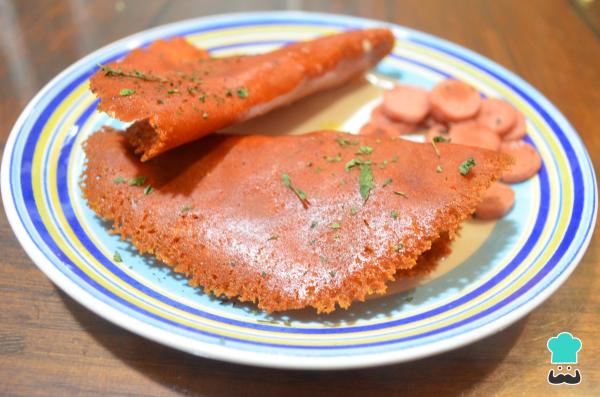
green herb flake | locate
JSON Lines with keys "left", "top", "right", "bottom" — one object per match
{"left": 187, "top": 87, "right": 198, "bottom": 95}
{"left": 394, "top": 191, "right": 408, "bottom": 198}
{"left": 113, "top": 251, "right": 122, "bottom": 262}
{"left": 319, "top": 255, "right": 328, "bottom": 263}
{"left": 324, "top": 154, "right": 342, "bottom": 163}
{"left": 459, "top": 157, "right": 476, "bottom": 175}
{"left": 436, "top": 165, "right": 444, "bottom": 173}
{"left": 356, "top": 146, "right": 374, "bottom": 155}
{"left": 315, "top": 167, "right": 322, "bottom": 174}
{"left": 391, "top": 155, "right": 399, "bottom": 163}
{"left": 382, "top": 177, "right": 393, "bottom": 187}
{"left": 267, "top": 235, "right": 279, "bottom": 241}
{"left": 261, "top": 271, "right": 267, "bottom": 278}
{"left": 433, "top": 136, "right": 450, "bottom": 143}
{"left": 198, "top": 93, "right": 207, "bottom": 103}
{"left": 113, "top": 176, "right": 126, "bottom": 184}
{"left": 350, "top": 207, "right": 358, "bottom": 216}
{"left": 393, "top": 243, "right": 404, "bottom": 252}
{"left": 310, "top": 220, "right": 318, "bottom": 229}
{"left": 119, "top": 88, "right": 135, "bottom": 96}
{"left": 236, "top": 86, "right": 249, "bottom": 98}
{"left": 128, "top": 176, "right": 147, "bottom": 186}
{"left": 330, "top": 222, "right": 341, "bottom": 230}
{"left": 329, "top": 270, "right": 337, "bottom": 277}
{"left": 358, "top": 162, "right": 375, "bottom": 202}
{"left": 143, "top": 185, "right": 153, "bottom": 195}
{"left": 345, "top": 158, "right": 370, "bottom": 171}
{"left": 167, "top": 88, "right": 179, "bottom": 95}
{"left": 378, "top": 160, "right": 389, "bottom": 169}
{"left": 180, "top": 204, "right": 194, "bottom": 213}
{"left": 391, "top": 210, "right": 398, "bottom": 219}
{"left": 281, "top": 173, "right": 309, "bottom": 206}
{"left": 335, "top": 136, "right": 359, "bottom": 148}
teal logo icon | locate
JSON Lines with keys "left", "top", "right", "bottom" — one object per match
{"left": 547, "top": 332, "right": 582, "bottom": 385}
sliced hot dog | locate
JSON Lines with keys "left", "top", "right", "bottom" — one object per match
{"left": 503, "top": 109, "right": 527, "bottom": 141}
{"left": 475, "top": 182, "right": 515, "bottom": 220}
{"left": 449, "top": 121, "right": 501, "bottom": 151}
{"left": 382, "top": 85, "right": 431, "bottom": 124}
{"left": 369, "top": 105, "right": 419, "bottom": 136}
{"left": 500, "top": 140, "right": 542, "bottom": 183}
{"left": 476, "top": 98, "right": 517, "bottom": 136}
{"left": 429, "top": 79, "right": 482, "bottom": 122}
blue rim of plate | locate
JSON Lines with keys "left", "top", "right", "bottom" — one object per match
{"left": 1, "top": 11, "right": 596, "bottom": 369}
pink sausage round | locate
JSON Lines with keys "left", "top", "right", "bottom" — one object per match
{"left": 429, "top": 79, "right": 482, "bottom": 122}
{"left": 382, "top": 85, "right": 431, "bottom": 124}
{"left": 475, "top": 182, "right": 515, "bottom": 220}
{"left": 500, "top": 140, "right": 542, "bottom": 183}
{"left": 476, "top": 98, "right": 517, "bottom": 136}
{"left": 503, "top": 109, "right": 527, "bottom": 141}
{"left": 449, "top": 121, "right": 501, "bottom": 151}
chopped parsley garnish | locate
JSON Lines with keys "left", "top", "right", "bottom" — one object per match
{"left": 128, "top": 176, "right": 147, "bottom": 186}
{"left": 330, "top": 222, "right": 341, "bottom": 230}
{"left": 310, "top": 220, "right": 318, "bottom": 229}
{"left": 187, "top": 87, "right": 198, "bottom": 94}
{"left": 378, "top": 160, "right": 389, "bottom": 169}
{"left": 356, "top": 146, "right": 374, "bottom": 155}
{"left": 358, "top": 162, "right": 375, "bottom": 202}
{"left": 198, "top": 93, "right": 207, "bottom": 102}
{"left": 393, "top": 243, "right": 404, "bottom": 252}
{"left": 391, "top": 155, "right": 399, "bottom": 163}
{"left": 344, "top": 158, "right": 370, "bottom": 171}
{"left": 281, "top": 173, "right": 309, "bottom": 207}
{"left": 394, "top": 191, "right": 408, "bottom": 198}
{"left": 167, "top": 88, "right": 179, "bottom": 95}
{"left": 119, "top": 88, "right": 135, "bottom": 96}
{"left": 335, "top": 136, "right": 359, "bottom": 147}
{"left": 267, "top": 235, "right": 279, "bottom": 241}
{"left": 225, "top": 88, "right": 233, "bottom": 97}
{"left": 113, "top": 251, "right": 122, "bottom": 262}
{"left": 324, "top": 154, "right": 342, "bottom": 163}
{"left": 329, "top": 271, "right": 336, "bottom": 277}
{"left": 391, "top": 210, "right": 398, "bottom": 219}
{"left": 436, "top": 165, "right": 444, "bottom": 173}
{"left": 261, "top": 271, "right": 267, "bottom": 278}
{"left": 180, "top": 204, "right": 194, "bottom": 213}
{"left": 236, "top": 87, "right": 249, "bottom": 98}
{"left": 113, "top": 176, "right": 126, "bottom": 184}
{"left": 143, "top": 185, "right": 153, "bottom": 195}
{"left": 314, "top": 166, "right": 322, "bottom": 174}
{"left": 459, "top": 157, "right": 476, "bottom": 176}
{"left": 382, "top": 178, "right": 393, "bottom": 187}
{"left": 433, "top": 136, "right": 450, "bottom": 143}
{"left": 319, "top": 255, "right": 328, "bottom": 263}
{"left": 350, "top": 207, "right": 358, "bottom": 215}
{"left": 99, "top": 64, "right": 167, "bottom": 82}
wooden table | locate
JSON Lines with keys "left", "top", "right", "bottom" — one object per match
{"left": 1, "top": 1, "right": 598, "bottom": 395}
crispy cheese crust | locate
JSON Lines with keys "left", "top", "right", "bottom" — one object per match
{"left": 90, "top": 29, "right": 395, "bottom": 160}
{"left": 82, "top": 129, "right": 511, "bottom": 313}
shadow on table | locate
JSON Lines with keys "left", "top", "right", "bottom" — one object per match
{"left": 59, "top": 290, "right": 527, "bottom": 397}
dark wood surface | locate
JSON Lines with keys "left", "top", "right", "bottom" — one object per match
{"left": 1, "top": 1, "right": 598, "bottom": 396}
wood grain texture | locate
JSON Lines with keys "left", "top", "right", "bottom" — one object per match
{"left": 0, "top": 0, "right": 598, "bottom": 396}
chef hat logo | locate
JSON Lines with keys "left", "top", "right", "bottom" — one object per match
{"left": 547, "top": 332, "right": 582, "bottom": 364}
